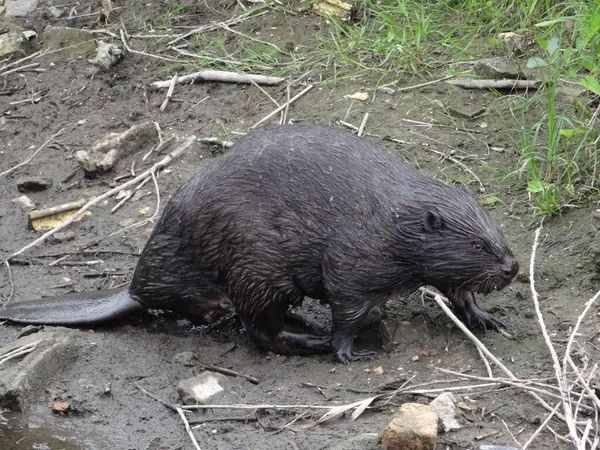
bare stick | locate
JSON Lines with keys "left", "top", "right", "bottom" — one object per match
{"left": 281, "top": 84, "right": 291, "bottom": 125}
{"left": 160, "top": 73, "right": 178, "bottom": 112}
{"left": 0, "top": 340, "right": 41, "bottom": 365}
{"left": 177, "top": 408, "right": 202, "bottom": 450}
{"left": 357, "top": 112, "right": 369, "bottom": 137}
{"left": 219, "top": 22, "right": 281, "bottom": 52}
{"left": 339, "top": 121, "right": 359, "bottom": 131}
{"left": 198, "top": 137, "right": 234, "bottom": 148}
{"left": 421, "top": 146, "right": 483, "bottom": 188}
{"left": 522, "top": 402, "right": 561, "bottom": 450}
{"left": 1, "top": 63, "right": 41, "bottom": 77}
{"left": 200, "top": 362, "right": 260, "bottom": 385}
{"left": 4, "top": 260, "right": 14, "bottom": 303}
{"left": 6, "top": 136, "right": 196, "bottom": 261}
{"left": 135, "top": 382, "right": 179, "bottom": 412}
{"left": 446, "top": 78, "right": 542, "bottom": 90}
{"left": 0, "top": 128, "right": 65, "bottom": 178}
{"left": 395, "top": 75, "right": 454, "bottom": 93}
{"left": 151, "top": 70, "right": 284, "bottom": 89}
{"left": 477, "top": 347, "right": 494, "bottom": 378}
{"left": 168, "top": 7, "right": 269, "bottom": 46}
{"left": 529, "top": 226, "right": 580, "bottom": 444}
{"left": 0, "top": 51, "right": 42, "bottom": 74}
{"left": 29, "top": 199, "right": 86, "bottom": 221}
{"left": 190, "top": 416, "right": 258, "bottom": 426}
{"left": 111, "top": 176, "right": 152, "bottom": 213}
{"left": 182, "top": 403, "right": 334, "bottom": 411}
{"left": 249, "top": 78, "right": 280, "bottom": 109}
{"left": 251, "top": 84, "right": 313, "bottom": 129}
{"left": 119, "top": 29, "right": 189, "bottom": 64}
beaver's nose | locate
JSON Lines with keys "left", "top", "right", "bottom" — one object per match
{"left": 502, "top": 257, "right": 519, "bottom": 278}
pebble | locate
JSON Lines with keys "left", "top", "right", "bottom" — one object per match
{"left": 16, "top": 176, "right": 51, "bottom": 193}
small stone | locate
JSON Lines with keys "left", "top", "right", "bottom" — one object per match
{"left": 0, "top": 329, "right": 78, "bottom": 412}
{"left": 49, "top": 6, "right": 64, "bottom": 18}
{"left": 48, "top": 231, "right": 75, "bottom": 244}
{"left": 377, "top": 87, "right": 395, "bottom": 95}
{"left": 429, "top": 393, "right": 461, "bottom": 432}
{"left": 12, "top": 195, "right": 36, "bottom": 209}
{"left": 16, "top": 176, "right": 51, "bottom": 193}
{"left": 382, "top": 403, "right": 438, "bottom": 450}
{"left": 592, "top": 209, "right": 600, "bottom": 220}
{"left": 52, "top": 401, "right": 70, "bottom": 413}
{"left": 472, "top": 57, "right": 521, "bottom": 79}
{"left": 4, "top": 0, "right": 39, "bottom": 17}
{"left": 177, "top": 372, "right": 228, "bottom": 405}
{"left": 17, "top": 325, "right": 44, "bottom": 338}
{"left": 0, "top": 22, "right": 29, "bottom": 59}
{"left": 173, "top": 351, "right": 197, "bottom": 367}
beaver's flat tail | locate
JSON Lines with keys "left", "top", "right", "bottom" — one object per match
{"left": 0, "top": 288, "right": 141, "bottom": 325}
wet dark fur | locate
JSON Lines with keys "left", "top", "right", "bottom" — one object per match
{"left": 1, "top": 124, "right": 518, "bottom": 363}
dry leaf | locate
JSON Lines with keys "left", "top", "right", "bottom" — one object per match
{"left": 344, "top": 92, "right": 369, "bottom": 101}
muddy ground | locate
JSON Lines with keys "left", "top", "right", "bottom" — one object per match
{"left": 1, "top": 1, "right": 599, "bottom": 449}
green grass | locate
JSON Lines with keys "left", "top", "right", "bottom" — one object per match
{"left": 156, "top": 0, "right": 599, "bottom": 215}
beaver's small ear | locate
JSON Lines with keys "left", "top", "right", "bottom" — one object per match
{"left": 423, "top": 211, "right": 443, "bottom": 231}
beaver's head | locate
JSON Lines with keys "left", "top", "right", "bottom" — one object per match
{"left": 408, "top": 186, "right": 519, "bottom": 295}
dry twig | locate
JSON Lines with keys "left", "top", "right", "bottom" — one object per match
{"left": 6, "top": 136, "right": 196, "bottom": 261}
{"left": 251, "top": 84, "right": 313, "bottom": 129}
{"left": 151, "top": 70, "right": 284, "bottom": 89}
{"left": 0, "top": 128, "right": 65, "bottom": 178}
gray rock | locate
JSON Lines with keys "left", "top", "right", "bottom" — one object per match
{"left": 17, "top": 325, "right": 44, "bottom": 338}
{"left": 0, "top": 22, "right": 28, "bottom": 59}
{"left": 12, "top": 195, "right": 36, "bottom": 209}
{"left": 382, "top": 403, "right": 438, "bottom": 450}
{"left": 429, "top": 392, "right": 461, "bottom": 432}
{"left": 173, "top": 351, "right": 197, "bottom": 367}
{"left": 377, "top": 87, "right": 395, "bottom": 95}
{"left": 76, "top": 122, "right": 158, "bottom": 176}
{"left": 42, "top": 26, "right": 97, "bottom": 58}
{"left": 472, "top": 57, "right": 522, "bottom": 79}
{"left": 177, "top": 372, "right": 228, "bottom": 405}
{"left": 16, "top": 176, "right": 51, "bottom": 193}
{"left": 4, "top": 0, "right": 39, "bottom": 17}
{"left": 0, "top": 329, "right": 79, "bottom": 412}
{"left": 48, "top": 230, "right": 75, "bottom": 244}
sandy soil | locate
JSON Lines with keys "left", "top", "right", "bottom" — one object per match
{"left": 1, "top": 1, "right": 599, "bottom": 449}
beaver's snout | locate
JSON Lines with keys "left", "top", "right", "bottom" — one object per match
{"left": 502, "top": 256, "right": 519, "bottom": 279}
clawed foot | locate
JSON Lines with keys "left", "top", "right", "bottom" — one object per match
{"left": 335, "top": 346, "right": 376, "bottom": 364}
{"left": 446, "top": 289, "right": 505, "bottom": 332}
{"left": 463, "top": 304, "right": 505, "bottom": 331}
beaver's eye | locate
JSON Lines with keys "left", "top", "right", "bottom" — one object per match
{"left": 473, "top": 242, "right": 483, "bottom": 251}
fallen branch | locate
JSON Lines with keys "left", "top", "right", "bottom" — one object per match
{"left": 251, "top": 84, "right": 313, "bottom": 129}
{"left": 395, "top": 75, "right": 454, "bottom": 93}
{"left": 168, "top": 7, "right": 269, "bottom": 46}
{"left": 0, "top": 128, "right": 65, "bottom": 178}
{"left": 200, "top": 362, "right": 260, "bottom": 385}
{"left": 445, "top": 78, "right": 542, "bottom": 90}
{"left": 151, "top": 70, "right": 284, "bottom": 90}
{"left": 160, "top": 73, "right": 178, "bottom": 112}
{"left": 29, "top": 199, "right": 86, "bottom": 221}
{"left": 6, "top": 135, "right": 196, "bottom": 261}
{"left": 177, "top": 408, "right": 202, "bottom": 450}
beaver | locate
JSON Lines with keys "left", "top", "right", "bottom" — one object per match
{"left": 0, "top": 124, "right": 519, "bottom": 363}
